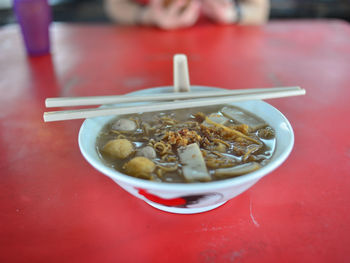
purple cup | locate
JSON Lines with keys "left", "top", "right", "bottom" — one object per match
{"left": 13, "top": 0, "right": 52, "bottom": 56}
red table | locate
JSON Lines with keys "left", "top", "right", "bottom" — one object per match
{"left": 1, "top": 20, "right": 350, "bottom": 263}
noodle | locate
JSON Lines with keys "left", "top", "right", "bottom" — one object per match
{"left": 160, "top": 116, "right": 178, "bottom": 126}
{"left": 212, "top": 151, "right": 224, "bottom": 158}
{"left": 156, "top": 167, "right": 164, "bottom": 178}
{"left": 166, "top": 156, "right": 177, "bottom": 162}
{"left": 243, "top": 145, "right": 261, "bottom": 161}
{"left": 111, "top": 130, "right": 120, "bottom": 135}
{"left": 154, "top": 141, "right": 170, "bottom": 155}
{"left": 204, "top": 117, "right": 261, "bottom": 145}
{"left": 205, "top": 158, "right": 236, "bottom": 169}
{"left": 212, "top": 138, "right": 230, "bottom": 147}
{"left": 157, "top": 164, "right": 179, "bottom": 172}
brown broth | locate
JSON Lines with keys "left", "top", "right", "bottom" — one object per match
{"left": 96, "top": 105, "right": 275, "bottom": 183}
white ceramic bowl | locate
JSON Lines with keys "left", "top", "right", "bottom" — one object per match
{"left": 79, "top": 86, "right": 294, "bottom": 214}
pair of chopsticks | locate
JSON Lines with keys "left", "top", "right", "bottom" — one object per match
{"left": 43, "top": 86, "right": 305, "bottom": 122}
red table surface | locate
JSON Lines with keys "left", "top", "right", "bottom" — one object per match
{"left": 1, "top": 20, "right": 350, "bottom": 263}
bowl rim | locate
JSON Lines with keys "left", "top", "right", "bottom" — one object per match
{"left": 78, "top": 85, "right": 294, "bottom": 191}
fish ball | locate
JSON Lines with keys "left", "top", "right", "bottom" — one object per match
{"left": 103, "top": 139, "right": 134, "bottom": 159}
{"left": 112, "top": 119, "right": 136, "bottom": 132}
{"left": 136, "top": 146, "right": 156, "bottom": 159}
{"left": 124, "top": 157, "right": 155, "bottom": 178}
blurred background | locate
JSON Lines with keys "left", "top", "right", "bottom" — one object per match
{"left": 1, "top": 0, "right": 350, "bottom": 25}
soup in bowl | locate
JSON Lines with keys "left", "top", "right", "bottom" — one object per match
{"left": 79, "top": 86, "right": 294, "bottom": 214}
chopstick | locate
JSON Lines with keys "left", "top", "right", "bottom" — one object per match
{"left": 43, "top": 87, "right": 305, "bottom": 122}
{"left": 45, "top": 86, "right": 301, "bottom": 108}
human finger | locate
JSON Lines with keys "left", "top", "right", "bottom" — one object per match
{"left": 202, "top": 0, "right": 236, "bottom": 23}
{"left": 179, "top": 0, "right": 201, "bottom": 27}
{"left": 167, "top": 0, "right": 189, "bottom": 17}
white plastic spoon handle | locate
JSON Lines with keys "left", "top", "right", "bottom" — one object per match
{"left": 173, "top": 54, "right": 191, "bottom": 92}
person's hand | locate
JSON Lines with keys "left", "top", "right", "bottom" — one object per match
{"left": 201, "top": 0, "right": 238, "bottom": 24}
{"left": 145, "top": 0, "right": 201, "bottom": 30}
